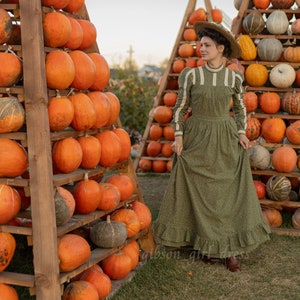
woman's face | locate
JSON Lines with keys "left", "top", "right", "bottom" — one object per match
{"left": 200, "top": 36, "right": 224, "bottom": 62}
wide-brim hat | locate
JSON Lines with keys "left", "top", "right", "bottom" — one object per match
{"left": 194, "top": 21, "right": 241, "bottom": 58}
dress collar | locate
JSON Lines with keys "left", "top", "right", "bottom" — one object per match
{"left": 205, "top": 63, "right": 224, "bottom": 73}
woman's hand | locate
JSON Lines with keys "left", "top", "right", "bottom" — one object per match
{"left": 239, "top": 134, "right": 250, "bottom": 149}
{"left": 172, "top": 136, "right": 183, "bottom": 156}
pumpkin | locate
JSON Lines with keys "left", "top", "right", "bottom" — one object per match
{"left": 0, "top": 8, "right": 12, "bottom": 45}
{"left": 266, "top": 10, "right": 289, "bottom": 35}
{"left": 6, "top": 23, "right": 21, "bottom": 45}
{"left": 69, "top": 92, "right": 96, "bottom": 131}
{"left": 243, "top": 91, "right": 258, "bottom": 113}
{"left": 79, "top": 265, "right": 112, "bottom": 299}
{"left": 161, "top": 142, "right": 174, "bottom": 157}
{"left": 58, "top": 234, "right": 91, "bottom": 272}
{"left": 152, "top": 160, "right": 167, "bottom": 173}
{"left": 163, "top": 125, "right": 175, "bottom": 140}
{"left": 52, "top": 137, "right": 83, "bottom": 174}
{"left": 74, "top": 178, "right": 101, "bottom": 214}
{"left": 111, "top": 208, "right": 140, "bottom": 238}
{"left": 95, "top": 130, "right": 121, "bottom": 167}
{"left": 77, "top": 135, "right": 101, "bottom": 169}
{"left": 245, "top": 63, "right": 268, "bottom": 87}
{"left": 211, "top": 8, "right": 222, "bottom": 23}
{"left": 167, "top": 159, "right": 173, "bottom": 172}
{"left": 183, "top": 28, "right": 197, "bottom": 41}
{"left": 0, "top": 52, "right": 22, "bottom": 87}
{"left": 130, "top": 201, "right": 152, "bottom": 230}
{"left": 88, "top": 53, "right": 110, "bottom": 91}
{"left": 54, "top": 186, "right": 75, "bottom": 226}
{"left": 261, "top": 117, "right": 286, "bottom": 143}
{"left": 295, "top": 69, "right": 300, "bottom": 86}
{"left": 146, "top": 140, "right": 162, "bottom": 157}
{"left": 270, "top": 63, "right": 296, "bottom": 88}
{"left": 281, "top": 91, "right": 300, "bottom": 115}
{"left": 104, "top": 92, "right": 120, "bottom": 126}
{"left": 253, "top": 180, "right": 266, "bottom": 199}
{"left": 63, "top": 281, "right": 98, "bottom": 300}
{"left": 291, "top": 19, "right": 300, "bottom": 35}
{"left": 283, "top": 47, "right": 300, "bottom": 63}
{"left": 247, "top": 145, "right": 271, "bottom": 170}
{"left": 266, "top": 175, "right": 291, "bottom": 201}
{"left": 257, "top": 38, "right": 283, "bottom": 62}
{"left": 87, "top": 92, "right": 111, "bottom": 129}
{"left": 172, "top": 59, "right": 186, "bottom": 73}
{"left": 138, "top": 158, "right": 152, "bottom": 172}
{"left": 15, "top": 187, "right": 30, "bottom": 211}
{"left": 121, "top": 240, "right": 140, "bottom": 270}
{"left": 48, "top": 94, "right": 74, "bottom": 131}
{"left": 63, "top": 16, "right": 83, "bottom": 50}
{"left": 163, "top": 92, "right": 177, "bottom": 106}
{"left": 237, "top": 35, "right": 257, "bottom": 61}
{"left": 234, "top": 0, "right": 253, "bottom": 10}
{"left": 178, "top": 43, "right": 194, "bottom": 58}
{"left": 41, "top": 0, "right": 70, "bottom": 9}
{"left": 292, "top": 208, "right": 300, "bottom": 229}
{"left": 0, "top": 96, "right": 25, "bottom": 133}
{"left": 153, "top": 106, "right": 173, "bottom": 124}
{"left": 286, "top": 120, "right": 300, "bottom": 144}
{"left": 149, "top": 124, "right": 163, "bottom": 140}
{"left": 69, "top": 50, "right": 96, "bottom": 90}
{"left": 246, "top": 116, "right": 261, "bottom": 141}
{"left": 188, "top": 7, "right": 207, "bottom": 25}
{"left": 112, "top": 128, "right": 131, "bottom": 162}
{"left": 97, "top": 182, "right": 121, "bottom": 210}
{"left": 242, "top": 10, "right": 265, "bottom": 35}
{"left": 0, "top": 184, "right": 21, "bottom": 224}
{"left": 261, "top": 207, "right": 282, "bottom": 227}
{"left": 43, "top": 11, "right": 71, "bottom": 47}
{"left": 0, "top": 138, "right": 28, "bottom": 177}
{"left": 77, "top": 19, "right": 97, "bottom": 50}
{"left": 272, "top": 146, "right": 297, "bottom": 173}
{"left": 101, "top": 250, "right": 132, "bottom": 280}
{"left": 90, "top": 215, "right": 127, "bottom": 248}
{"left": 270, "top": 0, "right": 295, "bottom": 8}
{"left": 0, "top": 283, "right": 18, "bottom": 300}
{"left": 258, "top": 92, "right": 281, "bottom": 114}
{"left": 0, "top": 232, "right": 16, "bottom": 272}
{"left": 105, "top": 174, "right": 134, "bottom": 201}
{"left": 65, "top": 0, "right": 85, "bottom": 13}
{"left": 45, "top": 50, "right": 75, "bottom": 90}
{"left": 253, "top": 0, "right": 270, "bottom": 8}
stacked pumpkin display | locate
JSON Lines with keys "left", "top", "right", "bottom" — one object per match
{"left": 233, "top": 0, "right": 300, "bottom": 231}
{"left": 0, "top": 0, "right": 154, "bottom": 298}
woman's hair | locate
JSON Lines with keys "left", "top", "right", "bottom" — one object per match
{"left": 198, "top": 28, "right": 231, "bottom": 58}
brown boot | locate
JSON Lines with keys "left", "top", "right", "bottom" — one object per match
{"left": 225, "top": 256, "right": 241, "bottom": 272}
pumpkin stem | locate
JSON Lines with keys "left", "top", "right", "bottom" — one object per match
{"left": 83, "top": 172, "right": 89, "bottom": 181}
{"left": 106, "top": 215, "right": 111, "bottom": 223}
{"left": 55, "top": 90, "right": 61, "bottom": 98}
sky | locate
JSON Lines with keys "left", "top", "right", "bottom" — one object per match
{"left": 85, "top": 0, "right": 239, "bottom": 68}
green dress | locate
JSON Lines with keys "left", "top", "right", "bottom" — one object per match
{"left": 153, "top": 64, "right": 271, "bottom": 258}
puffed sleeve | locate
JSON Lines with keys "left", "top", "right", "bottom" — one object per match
{"left": 231, "top": 70, "right": 247, "bottom": 135}
{"left": 172, "top": 67, "right": 194, "bottom": 136}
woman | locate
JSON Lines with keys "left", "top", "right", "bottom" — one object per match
{"left": 153, "top": 21, "right": 271, "bottom": 272}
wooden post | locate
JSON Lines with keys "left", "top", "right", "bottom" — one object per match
{"left": 231, "top": 0, "right": 250, "bottom": 36}
{"left": 204, "top": 0, "right": 213, "bottom": 22}
{"left": 19, "top": 1, "right": 61, "bottom": 299}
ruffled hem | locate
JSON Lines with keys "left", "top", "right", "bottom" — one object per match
{"left": 152, "top": 221, "right": 271, "bottom": 259}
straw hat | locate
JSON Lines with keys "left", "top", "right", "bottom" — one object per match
{"left": 194, "top": 21, "right": 241, "bottom": 58}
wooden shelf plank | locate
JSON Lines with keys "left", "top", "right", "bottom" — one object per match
{"left": 252, "top": 169, "right": 300, "bottom": 178}
{"left": 260, "top": 199, "right": 300, "bottom": 210}
{"left": 271, "top": 227, "right": 300, "bottom": 237}
{"left": 0, "top": 272, "right": 34, "bottom": 287}
{"left": 0, "top": 225, "right": 32, "bottom": 235}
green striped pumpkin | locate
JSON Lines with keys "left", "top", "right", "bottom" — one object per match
{"left": 266, "top": 175, "right": 291, "bottom": 201}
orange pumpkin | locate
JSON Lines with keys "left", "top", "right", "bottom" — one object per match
{"left": 65, "top": 0, "right": 85, "bottom": 13}
{"left": 253, "top": 180, "right": 266, "bottom": 199}
{"left": 186, "top": 58, "right": 197, "bottom": 68}
{"left": 69, "top": 92, "right": 96, "bottom": 131}
{"left": 253, "top": 0, "right": 270, "bottom": 9}
{"left": 261, "top": 117, "right": 286, "bottom": 143}
{"left": 0, "top": 232, "right": 16, "bottom": 272}
{"left": 45, "top": 50, "right": 75, "bottom": 90}
{"left": 286, "top": 120, "right": 300, "bottom": 145}
{"left": 48, "top": 94, "right": 74, "bottom": 131}
{"left": 0, "top": 138, "right": 28, "bottom": 177}
{"left": 146, "top": 140, "right": 162, "bottom": 157}
{"left": 0, "top": 8, "right": 12, "bottom": 45}
{"left": 183, "top": 28, "right": 197, "bottom": 41}
{"left": 58, "top": 234, "right": 91, "bottom": 272}
{"left": 178, "top": 43, "right": 194, "bottom": 58}
{"left": 172, "top": 59, "right": 186, "bottom": 73}
{"left": 167, "top": 159, "right": 173, "bottom": 172}
{"left": 163, "top": 92, "right": 177, "bottom": 107}
{"left": 152, "top": 160, "right": 167, "bottom": 173}
{"left": 111, "top": 208, "right": 140, "bottom": 238}
{"left": 0, "top": 52, "right": 22, "bottom": 87}
{"left": 272, "top": 146, "right": 297, "bottom": 173}
{"left": 261, "top": 207, "right": 282, "bottom": 228}
{"left": 88, "top": 53, "right": 110, "bottom": 91}
{"left": 69, "top": 50, "right": 96, "bottom": 90}
{"left": 97, "top": 182, "right": 120, "bottom": 211}
{"left": 243, "top": 91, "right": 258, "bottom": 113}
{"left": 87, "top": 91, "right": 111, "bottom": 129}
{"left": 0, "top": 283, "right": 18, "bottom": 300}
{"left": 63, "top": 281, "right": 98, "bottom": 300}
{"left": 259, "top": 92, "right": 281, "bottom": 114}
{"left": 163, "top": 125, "right": 175, "bottom": 140}
{"left": 121, "top": 240, "right": 139, "bottom": 270}
{"left": 63, "top": 16, "right": 83, "bottom": 50}
{"left": 77, "top": 135, "right": 101, "bottom": 169}
{"left": 245, "top": 63, "right": 268, "bottom": 87}
{"left": 283, "top": 46, "right": 300, "bottom": 63}
{"left": 149, "top": 124, "right": 163, "bottom": 140}
{"left": 0, "top": 96, "right": 25, "bottom": 133}
{"left": 211, "top": 8, "right": 223, "bottom": 24}
{"left": 153, "top": 106, "right": 173, "bottom": 124}
{"left": 77, "top": 19, "right": 97, "bottom": 50}
{"left": 112, "top": 128, "right": 131, "bottom": 162}
{"left": 281, "top": 91, "right": 300, "bottom": 115}
{"left": 41, "top": 0, "right": 70, "bottom": 9}
{"left": 188, "top": 7, "right": 207, "bottom": 25}
{"left": 74, "top": 178, "right": 101, "bottom": 214}
{"left": 161, "top": 142, "right": 174, "bottom": 158}
{"left": 52, "top": 137, "right": 83, "bottom": 174}
{"left": 43, "top": 11, "right": 71, "bottom": 47}
{"left": 138, "top": 158, "right": 152, "bottom": 172}
{"left": 96, "top": 130, "right": 122, "bottom": 167}
{"left": 246, "top": 116, "right": 261, "bottom": 141}
{"left": 104, "top": 92, "right": 121, "bottom": 126}
{"left": 105, "top": 174, "right": 135, "bottom": 201}
{"left": 130, "top": 201, "right": 152, "bottom": 230}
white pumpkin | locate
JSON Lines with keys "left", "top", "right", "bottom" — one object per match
{"left": 269, "top": 63, "right": 296, "bottom": 88}
{"left": 257, "top": 38, "right": 283, "bottom": 62}
{"left": 247, "top": 145, "right": 271, "bottom": 170}
{"left": 266, "top": 10, "right": 289, "bottom": 35}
